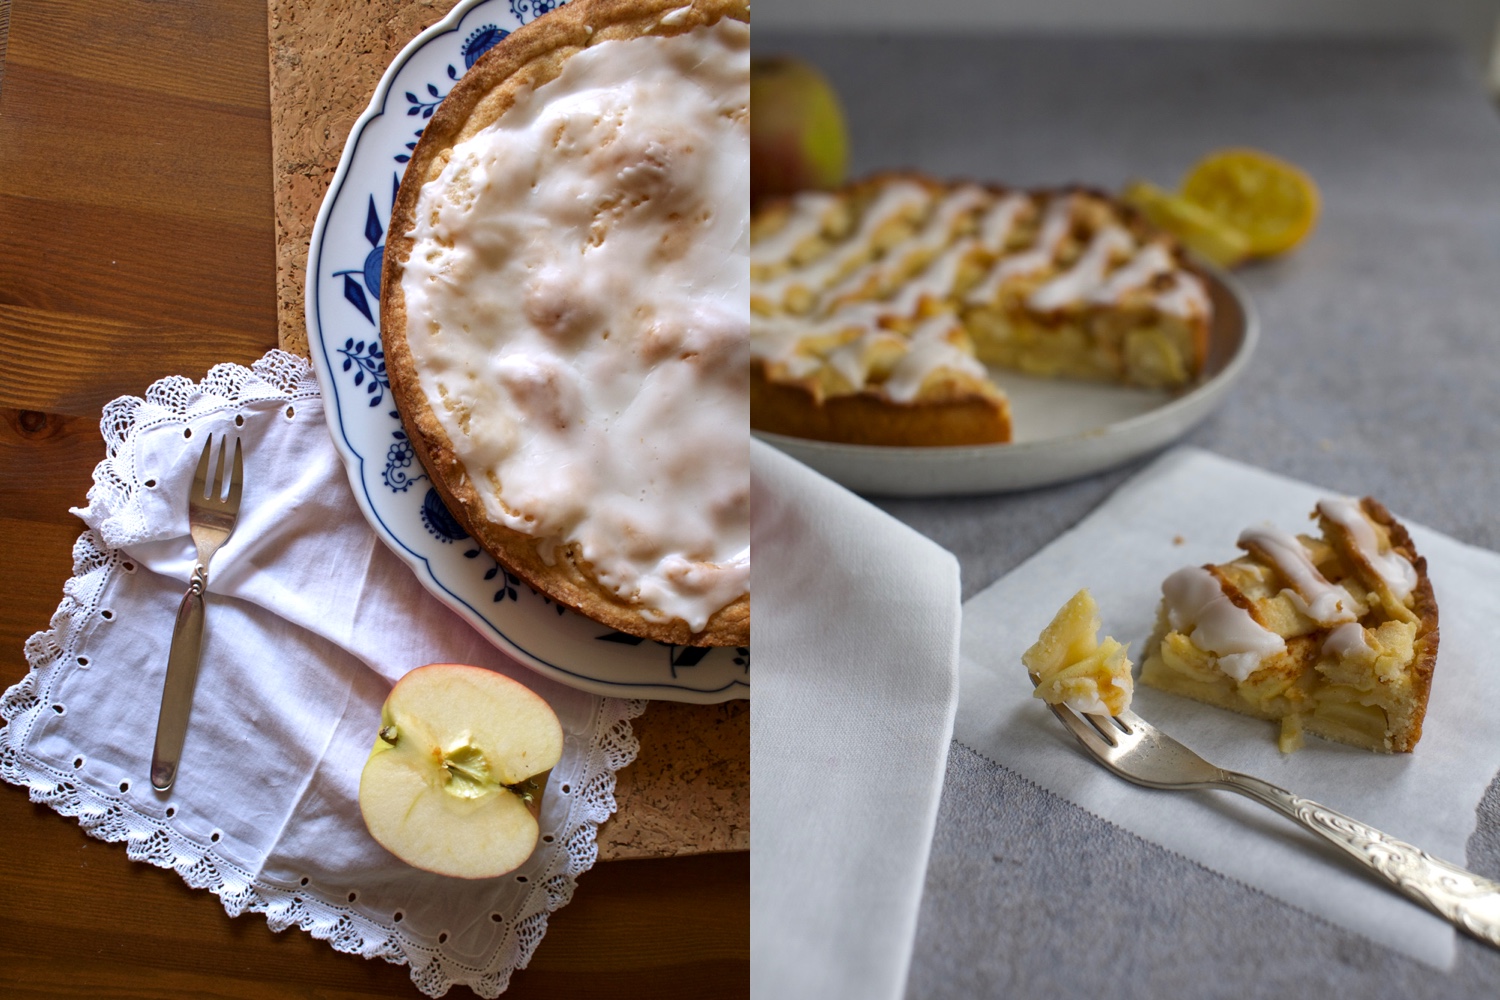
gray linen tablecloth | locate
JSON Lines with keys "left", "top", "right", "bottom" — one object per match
{"left": 757, "top": 32, "right": 1500, "bottom": 998}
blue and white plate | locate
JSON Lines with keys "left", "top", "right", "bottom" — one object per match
{"left": 305, "top": 0, "right": 748, "bottom": 703}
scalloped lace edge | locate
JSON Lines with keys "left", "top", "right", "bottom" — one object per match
{"left": 0, "top": 351, "right": 649, "bottom": 998}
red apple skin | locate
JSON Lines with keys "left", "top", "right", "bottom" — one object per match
{"left": 751, "top": 56, "right": 849, "bottom": 205}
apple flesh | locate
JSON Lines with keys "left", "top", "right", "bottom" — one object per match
{"left": 358, "top": 663, "right": 564, "bottom": 879}
{"left": 751, "top": 55, "right": 849, "bottom": 204}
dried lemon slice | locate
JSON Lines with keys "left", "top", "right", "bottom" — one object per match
{"left": 1181, "top": 148, "right": 1320, "bottom": 257}
{"left": 1120, "top": 179, "right": 1251, "bottom": 268}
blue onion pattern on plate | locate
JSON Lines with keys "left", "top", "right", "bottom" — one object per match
{"left": 304, "top": 0, "right": 747, "bottom": 702}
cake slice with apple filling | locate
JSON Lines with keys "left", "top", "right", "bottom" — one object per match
{"left": 1139, "top": 498, "right": 1438, "bottom": 753}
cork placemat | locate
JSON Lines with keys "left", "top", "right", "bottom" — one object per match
{"left": 265, "top": 0, "right": 748, "bottom": 860}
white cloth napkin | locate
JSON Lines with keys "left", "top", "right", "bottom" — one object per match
{"left": 0, "top": 352, "right": 643, "bottom": 998}
{"left": 957, "top": 447, "right": 1500, "bottom": 970}
{"left": 750, "top": 440, "right": 961, "bottom": 1000}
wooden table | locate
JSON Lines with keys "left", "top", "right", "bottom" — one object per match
{"left": 0, "top": 1, "right": 748, "bottom": 996}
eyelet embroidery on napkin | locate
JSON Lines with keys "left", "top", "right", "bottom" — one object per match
{"left": 0, "top": 350, "right": 650, "bottom": 998}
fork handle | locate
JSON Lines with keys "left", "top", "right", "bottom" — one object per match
{"left": 150, "top": 566, "right": 208, "bottom": 791}
{"left": 1221, "top": 771, "right": 1500, "bottom": 948}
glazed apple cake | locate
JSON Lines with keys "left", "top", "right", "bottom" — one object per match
{"left": 1024, "top": 588, "right": 1135, "bottom": 716}
{"left": 750, "top": 174, "right": 1213, "bottom": 446}
{"left": 1139, "top": 498, "right": 1439, "bottom": 752}
{"left": 381, "top": 0, "right": 749, "bottom": 646}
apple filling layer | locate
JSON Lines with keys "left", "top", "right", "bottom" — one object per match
{"left": 749, "top": 175, "right": 1212, "bottom": 445}
{"left": 1139, "top": 498, "right": 1438, "bottom": 753}
{"left": 1024, "top": 589, "right": 1134, "bottom": 716}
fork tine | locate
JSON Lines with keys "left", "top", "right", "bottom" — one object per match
{"left": 1083, "top": 712, "right": 1121, "bottom": 746}
{"left": 1047, "top": 702, "right": 1117, "bottom": 754}
{"left": 190, "top": 436, "right": 213, "bottom": 498}
{"left": 227, "top": 438, "right": 244, "bottom": 510}
{"left": 209, "top": 436, "right": 227, "bottom": 502}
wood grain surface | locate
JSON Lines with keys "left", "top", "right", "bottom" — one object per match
{"left": 0, "top": 1, "right": 747, "bottom": 996}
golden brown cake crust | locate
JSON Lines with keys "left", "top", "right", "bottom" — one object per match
{"left": 1359, "top": 497, "right": 1439, "bottom": 752}
{"left": 381, "top": 0, "right": 750, "bottom": 647}
{"left": 750, "top": 360, "right": 1011, "bottom": 446}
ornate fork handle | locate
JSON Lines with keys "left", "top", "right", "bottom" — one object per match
{"left": 151, "top": 565, "right": 209, "bottom": 790}
{"left": 150, "top": 434, "right": 241, "bottom": 792}
{"left": 1222, "top": 772, "right": 1500, "bottom": 947}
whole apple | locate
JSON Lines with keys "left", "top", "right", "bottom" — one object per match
{"left": 751, "top": 55, "right": 849, "bottom": 204}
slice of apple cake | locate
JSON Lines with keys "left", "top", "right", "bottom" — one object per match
{"left": 749, "top": 173, "right": 1213, "bottom": 446}
{"left": 1139, "top": 498, "right": 1439, "bottom": 753}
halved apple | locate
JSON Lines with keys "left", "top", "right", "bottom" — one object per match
{"left": 358, "top": 663, "right": 564, "bottom": 879}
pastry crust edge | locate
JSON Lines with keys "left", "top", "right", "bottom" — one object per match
{"left": 1353, "top": 497, "right": 1439, "bottom": 752}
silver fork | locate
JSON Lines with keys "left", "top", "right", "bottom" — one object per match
{"left": 150, "top": 434, "right": 244, "bottom": 791}
{"left": 1032, "top": 683, "right": 1500, "bottom": 949}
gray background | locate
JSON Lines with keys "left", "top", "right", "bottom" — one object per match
{"left": 756, "top": 0, "right": 1500, "bottom": 76}
{"left": 755, "top": 29, "right": 1500, "bottom": 999}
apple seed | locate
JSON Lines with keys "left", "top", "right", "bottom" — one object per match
{"left": 503, "top": 778, "right": 540, "bottom": 805}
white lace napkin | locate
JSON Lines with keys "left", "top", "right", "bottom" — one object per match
{"left": 750, "top": 440, "right": 961, "bottom": 1000}
{"left": 957, "top": 447, "right": 1500, "bottom": 970}
{"left": 0, "top": 351, "right": 644, "bottom": 998}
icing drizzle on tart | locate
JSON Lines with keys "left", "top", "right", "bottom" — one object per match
{"left": 750, "top": 181, "right": 1213, "bottom": 403}
{"left": 400, "top": 21, "right": 749, "bottom": 632}
{"left": 1317, "top": 496, "right": 1418, "bottom": 600}
{"left": 1161, "top": 565, "right": 1286, "bottom": 682}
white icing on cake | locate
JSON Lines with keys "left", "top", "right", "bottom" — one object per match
{"left": 1317, "top": 497, "right": 1418, "bottom": 601}
{"left": 964, "top": 195, "right": 1076, "bottom": 306}
{"left": 400, "top": 21, "right": 749, "bottom": 632}
{"left": 824, "top": 184, "right": 989, "bottom": 307}
{"left": 755, "top": 180, "right": 931, "bottom": 309}
{"left": 1323, "top": 622, "right": 1372, "bottom": 661}
{"left": 1090, "top": 241, "right": 1173, "bottom": 303}
{"left": 1027, "top": 225, "right": 1134, "bottom": 312}
{"left": 750, "top": 192, "right": 836, "bottom": 270}
{"left": 1162, "top": 565, "right": 1286, "bottom": 682}
{"left": 748, "top": 193, "right": 1027, "bottom": 388}
{"left": 882, "top": 316, "right": 984, "bottom": 402}
{"left": 1238, "top": 523, "right": 1358, "bottom": 626}
{"left": 1152, "top": 271, "right": 1211, "bottom": 318}
{"left": 750, "top": 184, "right": 1210, "bottom": 397}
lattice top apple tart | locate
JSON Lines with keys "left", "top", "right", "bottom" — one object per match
{"left": 750, "top": 174, "right": 1214, "bottom": 446}
{"left": 1139, "top": 498, "right": 1439, "bottom": 753}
